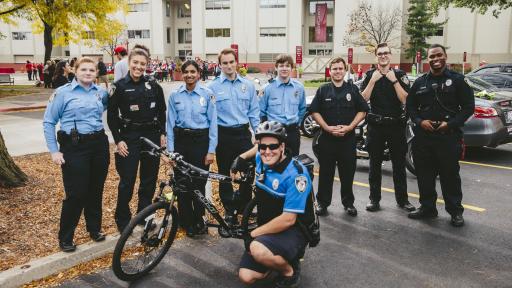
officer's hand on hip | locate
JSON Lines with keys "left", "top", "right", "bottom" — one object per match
{"left": 370, "top": 70, "right": 384, "bottom": 83}
{"left": 436, "top": 121, "right": 449, "bottom": 133}
{"left": 420, "top": 120, "right": 435, "bottom": 132}
{"left": 51, "top": 152, "right": 65, "bottom": 165}
{"left": 117, "top": 141, "right": 129, "bottom": 157}
{"left": 160, "top": 134, "right": 167, "bottom": 148}
{"left": 385, "top": 70, "right": 397, "bottom": 82}
{"left": 204, "top": 153, "right": 215, "bottom": 166}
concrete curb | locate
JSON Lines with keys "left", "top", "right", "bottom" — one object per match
{"left": 0, "top": 104, "right": 47, "bottom": 113}
{"left": 0, "top": 234, "right": 120, "bottom": 288}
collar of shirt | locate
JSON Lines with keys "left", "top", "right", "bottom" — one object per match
{"left": 220, "top": 72, "right": 242, "bottom": 83}
{"left": 123, "top": 73, "right": 145, "bottom": 84}
{"left": 275, "top": 77, "right": 294, "bottom": 87}
{"left": 260, "top": 155, "right": 291, "bottom": 174}
{"left": 177, "top": 83, "right": 202, "bottom": 95}
{"left": 70, "top": 78, "right": 99, "bottom": 92}
{"left": 427, "top": 67, "right": 451, "bottom": 79}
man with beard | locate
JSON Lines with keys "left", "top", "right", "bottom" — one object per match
{"left": 406, "top": 44, "right": 474, "bottom": 227}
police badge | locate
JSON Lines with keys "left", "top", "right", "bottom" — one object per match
{"left": 446, "top": 79, "right": 452, "bottom": 87}
{"left": 241, "top": 84, "right": 247, "bottom": 93}
{"left": 199, "top": 96, "right": 206, "bottom": 107}
{"left": 209, "top": 93, "right": 216, "bottom": 104}
{"left": 346, "top": 93, "right": 352, "bottom": 101}
{"left": 295, "top": 176, "right": 307, "bottom": 193}
{"left": 272, "top": 179, "right": 279, "bottom": 190}
{"left": 145, "top": 82, "right": 152, "bottom": 90}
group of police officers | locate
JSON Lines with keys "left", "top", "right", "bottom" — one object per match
{"left": 44, "top": 42, "right": 473, "bottom": 287}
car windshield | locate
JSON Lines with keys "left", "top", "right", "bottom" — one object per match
{"left": 464, "top": 76, "right": 499, "bottom": 92}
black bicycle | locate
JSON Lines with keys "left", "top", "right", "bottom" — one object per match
{"left": 112, "top": 137, "right": 256, "bottom": 281}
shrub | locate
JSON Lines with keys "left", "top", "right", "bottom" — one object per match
{"left": 247, "top": 66, "right": 261, "bottom": 73}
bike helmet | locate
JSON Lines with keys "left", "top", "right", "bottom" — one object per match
{"left": 255, "top": 121, "right": 287, "bottom": 142}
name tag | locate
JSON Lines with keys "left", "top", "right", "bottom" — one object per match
{"left": 125, "top": 89, "right": 135, "bottom": 92}
{"left": 130, "top": 105, "right": 139, "bottom": 111}
{"left": 150, "top": 102, "right": 156, "bottom": 108}
{"left": 325, "top": 98, "right": 332, "bottom": 101}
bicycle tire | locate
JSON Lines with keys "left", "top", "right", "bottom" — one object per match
{"left": 112, "top": 201, "right": 179, "bottom": 281}
{"left": 240, "top": 198, "right": 258, "bottom": 236}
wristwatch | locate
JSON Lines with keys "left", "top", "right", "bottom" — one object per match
{"left": 391, "top": 80, "right": 399, "bottom": 85}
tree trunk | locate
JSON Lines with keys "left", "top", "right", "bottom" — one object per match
{"left": 0, "top": 131, "right": 28, "bottom": 188}
{"left": 44, "top": 22, "right": 53, "bottom": 62}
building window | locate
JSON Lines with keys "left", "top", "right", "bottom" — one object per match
{"left": 435, "top": 28, "right": 444, "bottom": 36}
{"left": 259, "top": 53, "right": 281, "bottom": 62}
{"left": 166, "top": 1, "right": 171, "bottom": 17}
{"left": 178, "top": 28, "right": 192, "bottom": 44}
{"left": 179, "top": 50, "right": 192, "bottom": 61}
{"left": 308, "top": 49, "right": 332, "bottom": 56}
{"left": 260, "top": 0, "right": 286, "bottom": 8}
{"left": 206, "top": 28, "right": 231, "bottom": 38}
{"left": 81, "top": 31, "right": 96, "bottom": 40}
{"left": 11, "top": 32, "right": 31, "bottom": 40}
{"left": 177, "top": 4, "right": 191, "bottom": 17}
{"left": 127, "top": 30, "right": 151, "bottom": 39}
{"left": 308, "top": 26, "right": 333, "bottom": 42}
{"left": 205, "top": 0, "right": 230, "bottom": 10}
{"left": 260, "top": 27, "right": 286, "bottom": 37}
{"left": 308, "top": 0, "right": 334, "bottom": 15}
{"left": 166, "top": 27, "right": 171, "bottom": 43}
{"left": 128, "top": 2, "right": 149, "bottom": 12}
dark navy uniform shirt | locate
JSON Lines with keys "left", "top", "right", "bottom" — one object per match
{"left": 310, "top": 81, "right": 369, "bottom": 127}
{"left": 107, "top": 74, "right": 166, "bottom": 144}
{"left": 360, "top": 68, "right": 410, "bottom": 117}
{"left": 406, "top": 68, "right": 475, "bottom": 132}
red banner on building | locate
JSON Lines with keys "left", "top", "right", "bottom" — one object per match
{"left": 315, "top": 3, "right": 327, "bottom": 42}
{"left": 347, "top": 48, "right": 353, "bottom": 64}
{"left": 230, "top": 44, "right": 239, "bottom": 61}
{"left": 296, "top": 46, "right": 303, "bottom": 64}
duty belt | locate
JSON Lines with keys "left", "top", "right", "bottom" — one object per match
{"left": 283, "top": 123, "right": 298, "bottom": 130}
{"left": 367, "top": 113, "right": 403, "bottom": 125}
{"left": 173, "top": 127, "right": 209, "bottom": 137}
{"left": 218, "top": 123, "right": 249, "bottom": 135}
{"left": 122, "top": 120, "right": 160, "bottom": 131}
{"left": 57, "top": 129, "right": 105, "bottom": 144}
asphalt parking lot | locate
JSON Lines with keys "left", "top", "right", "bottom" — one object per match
{"left": 57, "top": 135, "right": 512, "bottom": 288}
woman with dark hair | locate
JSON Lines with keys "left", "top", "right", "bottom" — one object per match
{"left": 167, "top": 60, "right": 217, "bottom": 237}
{"left": 52, "top": 61, "right": 71, "bottom": 89}
{"left": 107, "top": 44, "right": 167, "bottom": 233}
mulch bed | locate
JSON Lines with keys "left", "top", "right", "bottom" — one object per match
{"left": 0, "top": 147, "right": 178, "bottom": 272}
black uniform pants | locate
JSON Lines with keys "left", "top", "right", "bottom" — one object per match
{"left": 216, "top": 127, "right": 255, "bottom": 214}
{"left": 316, "top": 132, "right": 356, "bottom": 208}
{"left": 284, "top": 125, "right": 300, "bottom": 157}
{"left": 412, "top": 133, "right": 464, "bottom": 215}
{"left": 59, "top": 134, "right": 109, "bottom": 243}
{"left": 367, "top": 123, "right": 408, "bottom": 204}
{"left": 174, "top": 133, "right": 210, "bottom": 228}
{"left": 114, "top": 130, "right": 161, "bottom": 231}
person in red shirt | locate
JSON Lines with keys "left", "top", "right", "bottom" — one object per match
{"left": 37, "top": 63, "right": 44, "bottom": 81}
{"left": 25, "top": 60, "right": 33, "bottom": 81}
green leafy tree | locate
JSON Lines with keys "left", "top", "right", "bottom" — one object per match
{"left": 430, "top": 0, "right": 512, "bottom": 17}
{"left": 5, "top": 0, "right": 127, "bottom": 61}
{"left": 405, "top": 0, "right": 446, "bottom": 63}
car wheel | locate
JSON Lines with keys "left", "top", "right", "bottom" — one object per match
{"left": 300, "top": 112, "right": 318, "bottom": 138}
{"left": 405, "top": 141, "right": 416, "bottom": 176}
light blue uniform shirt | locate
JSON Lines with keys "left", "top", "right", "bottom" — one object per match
{"left": 207, "top": 73, "right": 259, "bottom": 131}
{"left": 259, "top": 77, "right": 307, "bottom": 125}
{"left": 167, "top": 83, "right": 218, "bottom": 153}
{"left": 43, "top": 79, "right": 108, "bottom": 153}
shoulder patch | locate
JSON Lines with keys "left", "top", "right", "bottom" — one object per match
{"left": 48, "top": 92, "right": 56, "bottom": 103}
{"left": 295, "top": 175, "right": 308, "bottom": 193}
{"left": 109, "top": 83, "right": 116, "bottom": 97}
{"left": 209, "top": 92, "right": 216, "bottom": 104}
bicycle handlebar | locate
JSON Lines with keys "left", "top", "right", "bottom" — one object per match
{"left": 140, "top": 137, "right": 252, "bottom": 184}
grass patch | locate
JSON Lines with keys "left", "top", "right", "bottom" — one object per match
{"left": 304, "top": 80, "right": 329, "bottom": 88}
{"left": 0, "top": 85, "right": 42, "bottom": 98}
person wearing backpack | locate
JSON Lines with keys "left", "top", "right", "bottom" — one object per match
{"left": 231, "top": 121, "right": 315, "bottom": 288}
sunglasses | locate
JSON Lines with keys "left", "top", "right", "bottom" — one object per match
{"left": 258, "top": 143, "right": 280, "bottom": 151}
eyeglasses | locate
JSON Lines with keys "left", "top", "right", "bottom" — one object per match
{"left": 258, "top": 143, "right": 280, "bottom": 151}
{"left": 377, "top": 52, "right": 390, "bottom": 57}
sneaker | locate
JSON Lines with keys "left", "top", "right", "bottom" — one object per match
{"left": 275, "top": 260, "right": 301, "bottom": 288}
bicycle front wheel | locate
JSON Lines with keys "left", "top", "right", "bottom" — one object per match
{"left": 112, "top": 201, "right": 179, "bottom": 281}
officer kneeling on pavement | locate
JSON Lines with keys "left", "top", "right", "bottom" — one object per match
{"left": 231, "top": 121, "right": 315, "bottom": 287}
{"left": 406, "top": 44, "right": 474, "bottom": 227}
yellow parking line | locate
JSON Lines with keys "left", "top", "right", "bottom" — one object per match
{"left": 312, "top": 173, "right": 486, "bottom": 212}
{"left": 459, "top": 161, "right": 512, "bottom": 171}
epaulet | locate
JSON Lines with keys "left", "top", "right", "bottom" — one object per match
{"left": 292, "top": 157, "right": 304, "bottom": 174}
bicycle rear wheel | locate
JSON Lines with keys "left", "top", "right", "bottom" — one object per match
{"left": 241, "top": 198, "right": 259, "bottom": 236}
{"left": 112, "top": 201, "right": 179, "bottom": 281}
